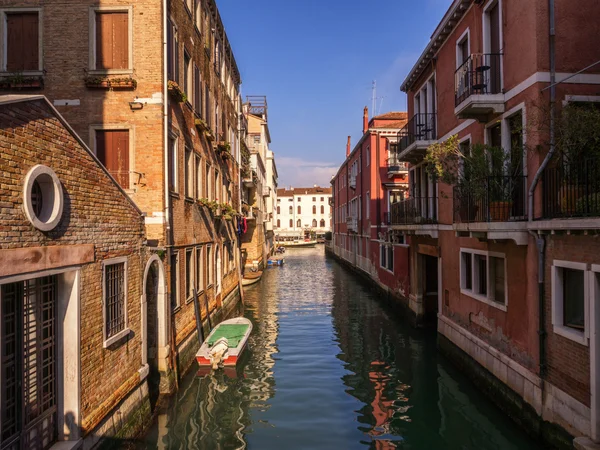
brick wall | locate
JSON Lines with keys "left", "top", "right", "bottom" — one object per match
{"left": 0, "top": 98, "right": 148, "bottom": 432}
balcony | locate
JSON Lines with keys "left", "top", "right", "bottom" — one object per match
{"left": 390, "top": 196, "right": 438, "bottom": 225}
{"left": 349, "top": 174, "right": 356, "bottom": 190}
{"left": 396, "top": 113, "right": 437, "bottom": 164}
{"left": 453, "top": 176, "right": 527, "bottom": 223}
{"left": 541, "top": 158, "right": 600, "bottom": 220}
{"left": 382, "top": 212, "right": 391, "bottom": 226}
{"left": 262, "top": 186, "right": 271, "bottom": 197}
{"left": 386, "top": 155, "right": 409, "bottom": 176}
{"left": 454, "top": 53, "right": 504, "bottom": 120}
{"left": 346, "top": 216, "right": 358, "bottom": 233}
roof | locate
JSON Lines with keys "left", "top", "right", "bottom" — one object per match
{"left": 372, "top": 120, "right": 407, "bottom": 129}
{"left": 400, "top": 0, "right": 472, "bottom": 92}
{"left": 277, "top": 186, "right": 332, "bottom": 197}
{"left": 372, "top": 112, "right": 408, "bottom": 120}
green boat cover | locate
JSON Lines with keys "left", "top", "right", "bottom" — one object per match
{"left": 207, "top": 324, "right": 249, "bottom": 348}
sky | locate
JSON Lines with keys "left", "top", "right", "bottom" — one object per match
{"left": 218, "top": 0, "right": 451, "bottom": 188}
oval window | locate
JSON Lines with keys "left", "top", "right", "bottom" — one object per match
{"left": 23, "top": 165, "right": 64, "bottom": 231}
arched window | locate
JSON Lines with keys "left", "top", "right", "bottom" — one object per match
{"left": 277, "top": 206, "right": 280, "bottom": 214}
{"left": 312, "top": 219, "right": 317, "bottom": 227}
{"left": 312, "top": 205, "right": 316, "bottom": 214}
{"left": 320, "top": 219, "right": 325, "bottom": 227}
{"left": 320, "top": 205, "right": 324, "bottom": 214}
{"left": 277, "top": 219, "right": 280, "bottom": 228}
{"left": 289, "top": 206, "right": 293, "bottom": 214}
{"left": 289, "top": 219, "right": 293, "bottom": 227}
{"left": 296, "top": 219, "right": 301, "bottom": 228}
{"left": 297, "top": 205, "right": 301, "bottom": 214}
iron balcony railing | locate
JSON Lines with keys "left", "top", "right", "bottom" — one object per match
{"left": 541, "top": 158, "right": 600, "bottom": 219}
{"left": 397, "top": 113, "right": 437, "bottom": 153}
{"left": 390, "top": 196, "right": 438, "bottom": 225}
{"left": 386, "top": 155, "right": 409, "bottom": 173}
{"left": 453, "top": 176, "right": 527, "bottom": 223}
{"left": 455, "top": 53, "right": 503, "bottom": 106}
{"left": 382, "top": 212, "right": 391, "bottom": 225}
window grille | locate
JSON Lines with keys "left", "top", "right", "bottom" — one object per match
{"left": 105, "top": 263, "right": 125, "bottom": 338}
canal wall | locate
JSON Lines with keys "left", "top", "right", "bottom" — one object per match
{"left": 325, "top": 244, "right": 418, "bottom": 325}
{"left": 438, "top": 316, "right": 577, "bottom": 450}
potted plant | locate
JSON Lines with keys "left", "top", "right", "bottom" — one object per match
{"left": 167, "top": 80, "right": 187, "bottom": 103}
{"left": 195, "top": 118, "right": 209, "bottom": 132}
{"left": 0, "top": 73, "right": 44, "bottom": 90}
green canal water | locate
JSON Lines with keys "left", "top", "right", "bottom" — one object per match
{"left": 134, "top": 247, "right": 543, "bottom": 449}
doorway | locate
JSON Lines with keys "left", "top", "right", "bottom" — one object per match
{"left": 422, "top": 255, "right": 439, "bottom": 324}
{"left": 145, "top": 261, "right": 160, "bottom": 408}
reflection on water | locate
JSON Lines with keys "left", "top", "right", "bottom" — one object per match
{"left": 135, "top": 247, "right": 541, "bottom": 449}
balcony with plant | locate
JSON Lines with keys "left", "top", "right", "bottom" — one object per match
{"left": 167, "top": 80, "right": 187, "bottom": 103}
{"left": 396, "top": 113, "right": 437, "bottom": 164}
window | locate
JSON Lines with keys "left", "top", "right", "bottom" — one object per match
{"left": 380, "top": 245, "right": 394, "bottom": 271}
{"left": 23, "top": 164, "right": 64, "bottom": 232}
{"left": 207, "top": 245, "right": 213, "bottom": 286}
{"left": 206, "top": 164, "right": 212, "bottom": 200}
{"left": 277, "top": 219, "right": 280, "bottom": 227}
{"left": 312, "top": 197, "right": 316, "bottom": 201}
{"left": 552, "top": 260, "right": 589, "bottom": 344}
{"left": 277, "top": 206, "right": 281, "bottom": 214}
{"left": 320, "top": 205, "right": 324, "bottom": 214}
{"left": 167, "top": 135, "right": 178, "bottom": 193}
{"left": 185, "top": 0, "right": 193, "bottom": 15}
{"left": 298, "top": 205, "right": 301, "bottom": 214}
{"left": 296, "top": 219, "right": 301, "bottom": 228}
{"left": 185, "top": 248, "right": 193, "bottom": 302}
{"left": 297, "top": 197, "right": 301, "bottom": 202}
{"left": 185, "top": 147, "right": 193, "bottom": 198}
{"left": 183, "top": 50, "right": 192, "bottom": 101}
{"left": 215, "top": 102, "right": 219, "bottom": 137}
{"left": 205, "top": 83, "right": 211, "bottom": 126}
{"left": 96, "top": 130, "right": 130, "bottom": 189}
{"left": 194, "top": 0, "right": 202, "bottom": 32}
{"left": 167, "top": 19, "right": 178, "bottom": 82}
{"left": 2, "top": 10, "right": 40, "bottom": 72}
{"left": 214, "top": 170, "right": 220, "bottom": 201}
{"left": 288, "top": 206, "right": 293, "bottom": 214}
{"left": 366, "top": 146, "right": 370, "bottom": 166}
{"left": 103, "top": 258, "right": 128, "bottom": 346}
{"left": 312, "top": 219, "right": 317, "bottom": 227}
{"left": 92, "top": 9, "right": 131, "bottom": 71}
{"left": 460, "top": 249, "right": 506, "bottom": 309}
{"left": 366, "top": 192, "right": 370, "bottom": 218}
{"left": 195, "top": 154, "right": 202, "bottom": 199}
{"left": 456, "top": 29, "right": 470, "bottom": 68}
{"left": 320, "top": 219, "right": 325, "bottom": 227}
{"left": 312, "top": 205, "right": 316, "bottom": 214}
{"left": 170, "top": 252, "right": 179, "bottom": 310}
{"left": 289, "top": 219, "right": 293, "bottom": 228}
{"left": 194, "top": 64, "right": 202, "bottom": 114}
{"left": 196, "top": 246, "right": 204, "bottom": 292}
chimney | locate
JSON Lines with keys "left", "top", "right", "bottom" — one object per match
{"left": 363, "top": 106, "right": 369, "bottom": 134}
{"left": 346, "top": 136, "right": 351, "bottom": 157}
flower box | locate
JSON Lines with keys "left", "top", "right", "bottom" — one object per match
{"left": 85, "top": 77, "right": 137, "bottom": 90}
{"left": 167, "top": 80, "right": 187, "bottom": 103}
{"left": 0, "top": 76, "right": 44, "bottom": 90}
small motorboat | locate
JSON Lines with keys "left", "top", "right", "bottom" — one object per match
{"left": 267, "top": 257, "right": 284, "bottom": 266}
{"left": 242, "top": 270, "right": 263, "bottom": 286}
{"left": 196, "top": 317, "right": 253, "bottom": 369}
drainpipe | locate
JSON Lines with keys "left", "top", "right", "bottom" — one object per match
{"left": 527, "top": 0, "right": 555, "bottom": 389}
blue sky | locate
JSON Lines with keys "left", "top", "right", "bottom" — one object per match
{"left": 218, "top": 0, "right": 450, "bottom": 188}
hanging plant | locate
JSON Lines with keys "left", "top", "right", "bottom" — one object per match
{"left": 167, "top": 80, "right": 187, "bottom": 103}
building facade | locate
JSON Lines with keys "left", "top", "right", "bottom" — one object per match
{"left": 0, "top": 96, "right": 153, "bottom": 448}
{"left": 329, "top": 107, "right": 410, "bottom": 310}
{"left": 393, "top": 0, "right": 600, "bottom": 446}
{"left": 275, "top": 186, "right": 332, "bottom": 239}
{"left": 0, "top": 0, "right": 245, "bottom": 440}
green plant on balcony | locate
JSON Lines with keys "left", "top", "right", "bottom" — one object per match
{"left": 216, "top": 141, "right": 231, "bottom": 159}
{"left": 204, "top": 127, "right": 215, "bottom": 142}
{"left": 241, "top": 203, "right": 250, "bottom": 214}
{"left": 195, "top": 118, "right": 209, "bottom": 131}
{"left": 85, "top": 76, "right": 137, "bottom": 90}
{"left": 167, "top": 80, "right": 187, "bottom": 103}
{"left": 0, "top": 73, "right": 44, "bottom": 90}
{"left": 220, "top": 203, "right": 237, "bottom": 220}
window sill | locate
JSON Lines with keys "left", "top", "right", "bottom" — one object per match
{"left": 186, "top": 295, "right": 194, "bottom": 304}
{"left": 172, "top": 305, "right": 181, "bottom": 314}
{"left": 553, "top": 324, "right": 588, "bottom": 346}
{"left": 194, "top": 25, "right": 202, "bottom": 40}
{"left": 170, "top": 191, "right": 180, "bottom": 200}
{"left": 185, "top": 196, "right": 195, "bottom": 204}
{"left": 103, "top": 327, "right": 131, "bottom": 348}
{"left": 88, "top": 69, "right": 133, "bottom": 76}
{"left": 460, "top": 289, "right": 507, "bottom": 312}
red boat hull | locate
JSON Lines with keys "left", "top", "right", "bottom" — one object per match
{"left": 196, "top": 354, "right": 239, "bottom": 367}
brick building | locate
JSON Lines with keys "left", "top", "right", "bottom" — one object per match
{"left": 0, "top": 0, "right": 245, "bottom": 395}
{"left": 0, "top": 95, "right": 152, "bottom": 448}
{"left": 275, "top": 186, "right": 332, "bottom": 240}
{"left": 392, "top": 0, "right": 600, "bottom": 446}
{"left": 329, "top": 107, "right": 410, "bottom": 307}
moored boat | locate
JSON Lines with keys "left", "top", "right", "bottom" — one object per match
{"left": 267, "top": 257, "right": 284, "bottom": 266}
{"left": 279, "top": 240, "right": 317, "bottom": 248}
{"left": 196, "top": 317, "right": 253, "bottom": 369}
{"left": 242, "top": 270, "right": 263, "bottom": 286}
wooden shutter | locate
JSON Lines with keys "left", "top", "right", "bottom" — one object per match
{"left": 96, "top": 12, "right": 128, "bottom": 69}
{"left": 6, "top": 12, "right": 39, "bottom": 71}
{"left": 96, "top": 130, "right": 130, "bottom": 188}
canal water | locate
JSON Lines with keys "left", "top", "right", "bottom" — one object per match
{"left": 135, "top": 247, "right": 542, "bottom": 449}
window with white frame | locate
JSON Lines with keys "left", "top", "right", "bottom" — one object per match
{"left": 552, "top": 260, "right": 588, "bottom": 344}
{"left": 460, "top": 249, "right": 506, "bottom": 309}
{"left": 366, "top": 146, "right": 370, "bottom": 166}
{"left": 194, "top": 0, "right": 202, "bottom": 32}
{"left": 1, "top": 9, "right": 42, "bottom": 73}
{"left": 184, "top": 50, "right": 192, "bottom": 101}
{"left": 196, "top": 246, "right": 204, "bottom": 292}
{"left": 380, "top": 244, "right": 394, "bottom": 271}
{"left": 207, "top": 245, "right": 213, "bottom": 286}
{"left": 185, "top": 147, "right": 194, "bottom": 198}
{"left": 103, "top": 257, "right": 128, "bottom": 347}
{"left": 168, "top": 134, "right": 178, "bottom": 193}
{"left": 90, "top": 7, "right": 132, "bottom": 72}
{"left": 185, "top": 248, "right": 193, "bottom": 302}
{"left": 366, "top": 192, "right": 370, "bottom": 218}
{"left": 195, "top": 154, "right": 202, "bottom": 199}
{"left": 170, "top": 251, "right": 179, "bottom": 310}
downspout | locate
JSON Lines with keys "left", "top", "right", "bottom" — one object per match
{"left": 527, "top": 0, "right": 555, "bottom": 388}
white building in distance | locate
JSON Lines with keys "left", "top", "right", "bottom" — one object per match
{"left": 275, "top": 186, "right": 332, "bottom": 238}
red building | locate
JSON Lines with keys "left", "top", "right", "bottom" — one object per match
{"left": 330, "top": 108, "right": 410, "bottom": 312}
{"left": 393, "top": 0, "right": 600, "bottom": 446}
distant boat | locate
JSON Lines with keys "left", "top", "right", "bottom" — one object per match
{"left": 242, "top": 270, "right": 263, "bottom": 286}
{"left": 196, "top": 317, "right": 253, "bottom": 369}
{"left": 267, "top": 257, "right": 284, "bottom": 266}
{"left": 279, "top": 240, "right": 317, "bottom": 248}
